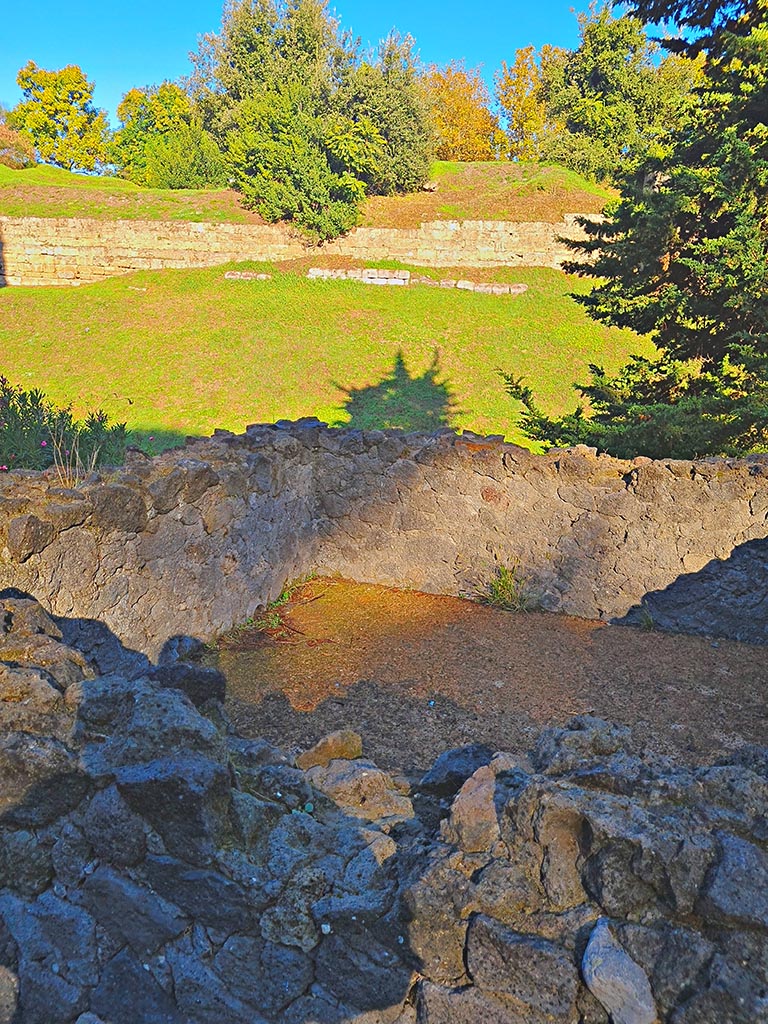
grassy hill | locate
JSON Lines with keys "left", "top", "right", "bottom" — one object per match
{"left": 364, "top": 162, "right": 613, "bottom": 228}
{"left": 0, "top": 164, "right": 260, "bottom": 223}
{"left": 0, "top": 160, "right": 610, "bottom": 225}
{"left": 0, "top": 261, "right": 650, "bottom": 452}
{"left": 0, "top": 160, "right": 631, "bottom": 454}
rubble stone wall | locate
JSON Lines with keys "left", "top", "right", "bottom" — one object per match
{"left": 0, "top": 214, "right": 591, "bottom": 285}
{"left": 0, "top": 595, "right": 766, "bottom": 1024}
{"left": 1, "top": 422, "right": 767, "bottom": 656}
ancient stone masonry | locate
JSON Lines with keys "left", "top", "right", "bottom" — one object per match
{"left": 0, "top": 598, "right": 766, "bottom": 1023}
{"left": 0, "top": 214, "right": 592, "bottom": 286}
{"left": 1, "top": 422, "right": 768, "bottom": 654}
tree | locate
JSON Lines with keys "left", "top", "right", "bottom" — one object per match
{"left": 110, "top": 83, "right": 226, "bottom": 188}
{"left": 422, "top": 60, "right": 504, "bottom": 161}
{"left": 495, "top": 45, "right": 565, "bottom": 160}
{"left": 8, "top": 61, "right": 108, "bottom": 171}
{"left": 335, "top": 33, "right": 432, "bottom": 194}
{"left": 0, "top": 105, "right": 36, "bottom": 168}
{"left": 537, "top": 6, "right": 702, "bottom": 181}
{"left": 503, "top": 0, "right": 768, "bottom": 459}
{"left": 568, "top": 10, "right": 767, "bottom": 364}
{"left": 188, "top": 2, "right": 432, "bottom": 235}
{"left": 226, "top": 89, "right": 364, "bottom": 239}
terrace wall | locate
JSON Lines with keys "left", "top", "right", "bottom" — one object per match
{"left": 0, "top": 214, "right": 591, "bottom": 285}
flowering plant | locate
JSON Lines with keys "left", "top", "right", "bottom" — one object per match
{"left": 0, "top": 377, "right": 127, "bottom": 474}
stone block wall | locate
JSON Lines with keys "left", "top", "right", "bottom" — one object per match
{"left": 0, "top": 214, "right": 592, "bottom": 286}
{"left": 1, "top": 422, "right": 767, "bottom": 656}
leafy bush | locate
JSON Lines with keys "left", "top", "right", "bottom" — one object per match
{"left": 144, "top": 123, "right": 227, "bottom": 189}
{"left": 0, "top": 378, "right": 127, "bottom": 476}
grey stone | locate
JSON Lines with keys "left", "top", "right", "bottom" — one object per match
{"left": 85, "top": 483, "right": 148, "bottom": 533}
{"left": 5, "top": 514, "right": 55, "bottom": 561}
{"left": 442, "top": 763, "right": 500, "bottom": 853}
{"left": 214, "top": 935, "right": 314, "bottom": 1016}
{"left": 0, "top": 966, "right": 17, "bottom": 1024}
{"left": 142, "top": 856, "right": 254, "bottom": 933}
{"left": 582, "top": 919, "right": 657, "bottom": 1024}
{"left": 402, "top": 851, "right": 471, "bottom": 986}
{"left": 466, "top": 915, "right": 579, "bottom": 1020}
{"left": 0, "top": 828, "right": 53, "bottom": 896}
{"left": 80, "top": 866, "right": 187, "bottom": 954}
{"left": 165, "top": 940, "right": 267, "bottom": 1024}
{"left": 116, "top": 754, "right": 232, "bottom": 863}
{"left": 416, "top": 981, "right": 527, "bottom": 1024}
{"left": 81, "top": 784, "right": 148, "bottom": 866}
{"left": 305, "top": 759, "right": 414, "bottom": 822}
{"left": 240, "top": 763, "right": 315, "bottom": 810}
{"left": 0, "top": 663, "right": 63, "bottom": 710}
{"left": 315, "top": 931, "right": 413, "bottom": 1016}
{"left": 151, "top": 662, "right": 226, "bottom": 707}
{"left": 699, "top": 833, "right": 768, "bottom": 928}
{"left": 0, "top": 732, "right": 91, "bottom": 828}
{"left": 84, "top": 687, "right": 226, "bottom": 773}
{"left": 0, "top": 891, "right": 97, "bottom": 1024}
{"left": 614, "top": 922, "right": 714, "bottom": 1018}
{"left": 90, "top": 948, "right": 184, "bottom": 1024}
{"left": 533, "top": 717, "right": 638, "bottom": 774}
{"left": 419, "top": 743, "right": 495, "bottom": 798}
{"left": 0, "top": 596, "right": 62, "bottom": 640}
{"left": 50, "top": 822, "right": 94, "bottom": 886}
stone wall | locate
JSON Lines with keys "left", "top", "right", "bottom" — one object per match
{"left": 1, "top": 422, "right": 767, "bottom": 656}
{"left": 0, "top": 214, "right": 591, "bottom": 286}
{"left": 2, "top": 597, "right": 766, "bottom": 1024}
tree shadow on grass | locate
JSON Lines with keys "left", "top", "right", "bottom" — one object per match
{"left": 334, "top": 350, "right": 459, "bottom": 432}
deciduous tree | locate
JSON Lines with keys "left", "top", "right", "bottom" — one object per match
{"left": 537, "top": 7, "right": 702, "bottom": 181}
{"left": 8, "top": 61, "right": 108, "bottom": 171}
{"left": 495, "top": 45, "right": 565, "bottom": 160}
{"left": 110, "top": 82, "right": 226, "bottom": 188}
{"left": 422, "top": 60, "right": 504, "bottom": 161}
{"left": 0, "top": 105, "right": 36, "bottom": 168}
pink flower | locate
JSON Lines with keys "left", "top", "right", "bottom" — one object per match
{"left": 40, "top": 440, "right": 47, "bottom": 447}
{"left": 0, "top": 466, "right": 7, "bottom": 472}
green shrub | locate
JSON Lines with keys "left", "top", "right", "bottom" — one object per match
{"left": 0, "top": 377, "right": 127, "bottom": 476}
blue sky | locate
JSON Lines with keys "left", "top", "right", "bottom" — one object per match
{"left": 0, "top": 0, "right": 587, "bottom": 125}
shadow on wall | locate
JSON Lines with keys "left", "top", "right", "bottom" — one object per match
{"left": 615, "top": 536, "right": 768, "bottom": 644}
{"left": 333, "top": 349, "right": 458, "bottom": 431}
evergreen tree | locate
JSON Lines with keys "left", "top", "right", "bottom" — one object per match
{"left": 504, "top": 0, "right": 768, "bottom": 459}
{"left": 188, "top": 1, "right": 431, "bottom": 236}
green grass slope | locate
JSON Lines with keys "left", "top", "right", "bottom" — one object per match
{"left": 0, "top": 262, "right": 651, "bottom": 451}
{"left": 0, "top": 164, "right": 258, "bottom": 223}
{"left": 0, "top": 160, "right": 610, "bottom": 225}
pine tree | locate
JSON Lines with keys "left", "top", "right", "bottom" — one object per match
{"left": 504, "top": 0, "right": 768, "bottom": 458}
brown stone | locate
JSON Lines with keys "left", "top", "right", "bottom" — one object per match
{"left": 296, "top": 729, "right": 363, "bottom": 769}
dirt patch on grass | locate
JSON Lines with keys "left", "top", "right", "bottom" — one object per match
{"left": 362, "top": 162, "right": 613, "bottom": 229}
{"left": 213, "top": 578, "right": 767, "bottom": 774}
